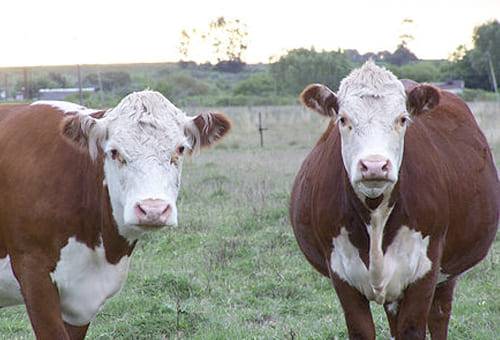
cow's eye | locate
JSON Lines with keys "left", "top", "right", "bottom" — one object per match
{"left": 337, "top": 115, "right": 351, "bottom": 130}
{"left": 170, "top": 146, "right": 186, "bottom": 166}
{"left": 110, "top": 149, "right": 127, "bottom": 165}
{"left": 398, "top": 115, "right": 412, "bottom": 126}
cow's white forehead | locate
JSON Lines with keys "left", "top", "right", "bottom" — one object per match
{"left": 337, "top": 61, "right": 406, "bottom": 117}
{"left": 104, "top": 91, "right": 188, "bottom": 154}
{"left": 107, "top": 90, "right": 187, "bottom": 127}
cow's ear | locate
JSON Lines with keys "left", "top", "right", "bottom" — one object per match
{"left": 60, "top": 110, "right": 107, "bottom": 159}
{"left": 184, "top": 112, "right": 231, "bottom": 153}
{"left": 406, "top": 84, "right": 440, "bottom": 115}
{"left": 300, "top": 84, "right": 338, "bottom": 117}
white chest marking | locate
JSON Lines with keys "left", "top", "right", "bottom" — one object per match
{"left": 0, "top": 256, "right": 23, "bottom": 307}
{"left": 50, "top": 237, "right": 130, "bottom": 326}
{"left": 330, "top": 215, "right": 432, "bottom": 304}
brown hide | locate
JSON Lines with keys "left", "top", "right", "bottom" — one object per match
{"left": 290, "top": 81, "right": 500, "bottom": 340}
{"left": 290, "top": 86, "right": 499, "bottom": 339}
{"left": 291, "top": 90, "right": 498, "bottom": 278}
{"left": 0, "top": 104, "right": 133, "bottom": 339}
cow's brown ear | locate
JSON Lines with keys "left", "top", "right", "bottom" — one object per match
{"left": 60, "top": 111, "right": 107, "bottom": 159}
{"left": 407, "top": 84, "right": 440, "bottom": 115}
{"left": 300, "top": 84, "right": 338, "bottom": 117}
{"left": 185, "top": 112, "right": 231, "bottom": 153}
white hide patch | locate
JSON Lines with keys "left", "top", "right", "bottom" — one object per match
{"left": 31, "top": 100, "right": 100, "bottom": 116}
{"left": 330, "top": 225, "right": 432, "bottom": 304}
{"left": 50, "top": 237, "right": 130, "bottom": 326}
{"left": 0, "top": 256, "right": 23, "bottom": 307}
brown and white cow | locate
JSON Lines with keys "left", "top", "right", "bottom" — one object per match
{"left": 290, "top": 61, "right": 499, "bottom": 339}
{"left": 0, "top": 91, "right": 230, "bottom": 339}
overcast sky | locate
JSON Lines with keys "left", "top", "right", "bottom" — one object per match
{"left": 1, "top": 0, "right": 499, "bottom": 67}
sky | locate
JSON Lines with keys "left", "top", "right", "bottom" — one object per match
{"left": 1, "top": 0, "right": 498, "bottom": 67}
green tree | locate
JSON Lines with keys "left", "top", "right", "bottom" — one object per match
{"left": 233, "top": 73, "right": 274, "bottom": 96}
{"left": 48, "top": 72, "right": 68, "bottom": 88}
{"left": 270, "top": 48, "right": 353, "bottom": 95}
{"left": 470, "top": 20, "right": 500, "bottom": 90}
{"left": 446, "top": 20, "right": 499, "bottom": 90}
{"left": 385, "top": 45, "right": 418, "bottom": 66}
{"left": 389, "top": 62, "right": 444, "bottom": 83}
{"left": 178, "top": 29, "right": 192, "bottom": 62}
{"left": 85, "top": 72, "right": 131, "bottom": 92}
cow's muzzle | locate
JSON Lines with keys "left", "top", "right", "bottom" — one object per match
{"left": 134, "top": 199, "right": 172, "bottom": 228}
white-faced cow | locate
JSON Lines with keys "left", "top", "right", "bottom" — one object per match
{"left": 290, "top": 61, "right": 499, "bottom": 339}
{"left": 0, "top": 91, "right": 230, "bottom": 339}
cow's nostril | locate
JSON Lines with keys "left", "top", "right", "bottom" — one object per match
{"left": 360, "top": 161, "right": 369, "bottom": 172}
{"left": 382, "top": 160, "right": 392, "bottom": 173}
{"left": 161, "top": 205, "right": 171, "bottom": 216}
{"left": 137, "top": 204, "right": 147, "bottom": 216}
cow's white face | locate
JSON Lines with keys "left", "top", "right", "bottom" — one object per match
{"left": 300, "top": 61, "right": 440, "bottom": 201}
{"left": 62, "top": 91, "right": 230, "bottom": 240}
{"left": 336, "top": 89, "right": 409, "bottom": 198}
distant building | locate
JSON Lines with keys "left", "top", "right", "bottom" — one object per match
{"left": 431, "top": 80, "right": 465, "bottom": 94}
{"left": 38, "top": 87, "right": 95, "bottom": 101}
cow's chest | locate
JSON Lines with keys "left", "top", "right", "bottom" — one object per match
{"left": 330, "top": 225, "right": 432, "bottom": 304}
{"left": 50, "top": 237, "right": 130, "bottom": 326}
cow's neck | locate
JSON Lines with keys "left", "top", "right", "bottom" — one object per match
{"left": 100, "top": 185, "right": 136, "bottom": 264}
{"left": 86, "top": 156, "right": 136, "bottom": 265}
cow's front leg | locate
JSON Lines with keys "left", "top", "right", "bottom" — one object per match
{"left": 331, "top": 274, "right": 375, "bottom": 340}
{"left": 428, "top": 277, "right": 457, "bottom": 340}
{"left": 395, "top": 240, "right": 443, "bottom": 340}
{"left": 384, "top": 301, "right": 399, "bottom": 339}
{"left": 11, "top": 254, "right": 70, "bottom": 340}
{"left": 65, "top": 322, "right": 90, "bottom": 340}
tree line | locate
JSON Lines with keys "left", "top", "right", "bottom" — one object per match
{"left": 1, "top": 19, "right": 497, "bottom": 106}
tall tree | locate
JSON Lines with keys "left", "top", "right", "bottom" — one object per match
{"left": 446, "top": 20, "right": 499, "bottom": 90}
{"left": 207, "top": 17, "right": 248, "bottom": 72}
{"left": 178, "top": 29, "right": 192, "bottom": 61}
{"left": 270, "top": 48, "right": 353, "bottom": 95}
{"left": 470, "top": 20, "right": 500, "bottom": 91}
{"left": 177, "top": 17, "right": 248, "bottom": 71}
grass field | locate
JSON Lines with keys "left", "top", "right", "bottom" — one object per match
{"left": 0, "top": 102, "right": 498, "bottom": 339}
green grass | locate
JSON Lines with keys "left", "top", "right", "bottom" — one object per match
{"left": 0, "top": 103, "right": 498, "bottom": 339}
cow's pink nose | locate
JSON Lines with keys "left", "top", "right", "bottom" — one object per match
{"left": 134, "top": 199, "right": 171, "bottom": 226}
{"left": 359, "top": 156, "right": 392, "bottom": 180}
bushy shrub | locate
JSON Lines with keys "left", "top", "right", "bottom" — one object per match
{"left": 459, "top": 88, "right": 499, "bottom": 102}
{"left": 233, "top": 73, "right": 275, "bottom": 96}
{"left": 270, "top": 48, "right": 353, "bottom": 95}
{"left": 389, "top": 62, "right": 444, "bottom": 83}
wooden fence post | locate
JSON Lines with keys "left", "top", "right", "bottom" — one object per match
{"left": 77, "top": 65, "right": 83, "bottom": 105}
{"left": 258, "top": 112, "right": 268, "bottom": 147}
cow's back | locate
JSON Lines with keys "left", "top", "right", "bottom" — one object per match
{"left": 0, "top": 104, "right": 103, "bottom": 255}
{"left": 0, "top": 104, "right": 27, "bottom": 123}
